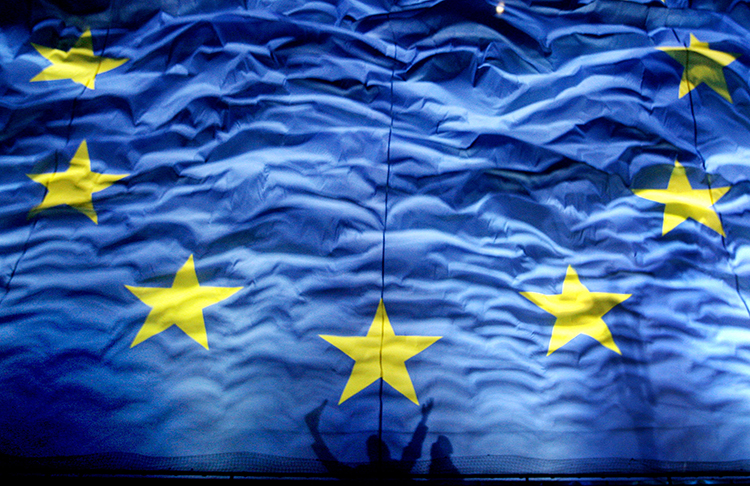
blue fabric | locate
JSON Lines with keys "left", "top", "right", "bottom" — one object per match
{"left": 1, "top": 0, "right": 750, "bottom": 476}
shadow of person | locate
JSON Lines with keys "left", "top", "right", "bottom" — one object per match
{"left": 305, "top": 398, "right": 434, "bottom": 479}
{"left": 429, "top": 435, "right": 462, "bottom": 481}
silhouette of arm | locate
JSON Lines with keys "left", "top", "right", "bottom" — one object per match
{"left": 400, "top": 398, "right": 434, "bottom": 467}
{"left": 304, "top": 400, "right": 349, "bottom": 476}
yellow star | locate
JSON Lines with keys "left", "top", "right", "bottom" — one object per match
{"left": 30, "top": 29, "right": 128, "bottom": 89}
{"left": 27, "top": 140, "right": 128, "bottom": 224}
{"left": 658, "top": 33, "right": 739, "bottom": 102}
{"left": 320, "top": 299, "right": 441, "bottom": 405}
{"left": 521, "top": 266, "right": 630, "bottom": 356}
{"left": 633, "top": 160, "right": 730, "bottom": 236}
{"left": 126, "top": 255, "right": 242, "bottom": 349}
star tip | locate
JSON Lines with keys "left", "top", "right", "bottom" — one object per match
{"left": 195, "top": 335, "right": 210, "bottom": 350}
{"left": 75, "top": 29, "right": 94, "bottom": 46}
{"left": 318, "top": 334, "right": 335, "bottom": 346}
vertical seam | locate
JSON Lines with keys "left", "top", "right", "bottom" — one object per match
{"left": 378, "top": 9, "right": 398, "bottom": 471}
{"left": 1, "top": 17, "right": 114, "bottom": 304}
{"left": 672, "top": 29, "right": 750, "bottom": 319}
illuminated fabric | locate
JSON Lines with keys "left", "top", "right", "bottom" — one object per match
{"left": 1, "top": 0, "right": 750, "bottom": 477}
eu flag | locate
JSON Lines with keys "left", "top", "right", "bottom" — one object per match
{"left": 2, "top": 0, "right": 750, "bottom": 478}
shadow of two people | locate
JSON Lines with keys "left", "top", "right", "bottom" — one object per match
{"left": 305, "top": 398, "right": 461, "bottom": 479}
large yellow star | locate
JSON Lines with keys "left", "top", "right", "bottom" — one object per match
{"left": 27, "top": 140, "right": 128, "bottom": 224}
{"left": 633, "top": 160, "right": 730, "bottom": 236}
{"left": 521, "top": 266, "right": 630, "bottom": 356}
{"left": 658, "top": 33, "right": 739, "bottom": 103}
{"left": 320, "top": 299, "right": 441, "bottom": 405}
{"left": 30, "top": 29, "right": 128, "bottom": 89}
{"left": 126, "top": 255, "right": 242, "bottom": 349}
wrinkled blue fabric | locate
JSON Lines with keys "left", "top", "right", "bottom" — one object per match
{"left": 1, "top": 0, "right": 750, "bottom": 476}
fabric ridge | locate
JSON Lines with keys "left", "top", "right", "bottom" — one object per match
{"left": 1, "top": 0, "right": 750, "bottom": 477}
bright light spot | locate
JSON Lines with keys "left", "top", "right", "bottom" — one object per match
{"left": 495, "top": 1, "right": 505, "bottom": 14}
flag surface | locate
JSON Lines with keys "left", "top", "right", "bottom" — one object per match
{"left": 2, "top": 0, "right": 750, "bottom": 477}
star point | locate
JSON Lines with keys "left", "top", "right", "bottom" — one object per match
{"left": 521, "top": 266, "right": 630, "bottom": 356}
{"left": 320, "top": 299, "right": 441, "bottom": 405}
{"left": 658, "top": 33, "right": 739, "bottom": 102}
{"left": 30, "top": 29, "right": 128, "bottom": 89}
{"left": 634, "top": 160, "right": 730, "bottom": 236}
{"left": 27, "top": 140, "right": 128, "bottom": 224}
{"left": 126, "top": 255, "right": 242, "bottom": 349}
